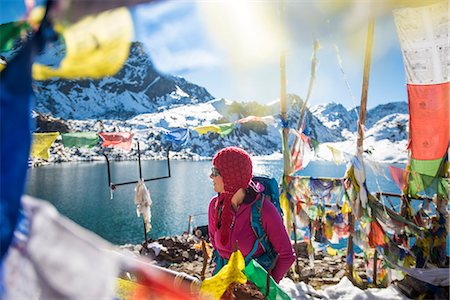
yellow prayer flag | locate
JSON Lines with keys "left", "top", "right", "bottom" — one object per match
{"left": 280, "top": 192, "right": 292, "bottom": 233}
{"left": 33, "top": 7, "right": 133, "bottom": 80}
{"left": 115, "top": 278, "right": 141, "bottom": 300}
{"left": 193, "top": 125, "right": 221, "bottom": 135}
{"left": 341, "top": 200, "right": 352, "bottom": 214}
{"left": 30, "top": 132, "right": 59, "bottom": 160}
{"left": 326, "top": 246, "right": 338, "bottom": 256}
{"left": 200, "top": 250, "right": 247, "bottom": 299}
{"left": 327, "top": 145, "right": 343, "bottom": 164}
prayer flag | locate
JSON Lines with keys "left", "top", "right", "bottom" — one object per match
{"left": 4, "top": 196, "right": 120, "bottom": 299}
{"left": 163, "top": 128, "right": 189, "bottom": 145}
{"left": 407, "top": 83, "right": 449, "bottom": 160}
{"left": 61, "top": 132, "right": 99, "bottom": 148}
{"left": 216, "top": 123, "right": 235, "bottom": 137}
{"left": 193, "top": 125, "right": 221, "bottom": 135}
{"left": 0, "top": 22, "right": 30, "bottom": 52}
{"left": 327, "top": 145, "right": 343, "bottom": 164}
{"left": 407, "top": 157, "right": 445, "bottom": 197}
{"left": 98, "top": 132, "right": 133, "bottom": 152}
{"left": 388, "top": 165, "right": 406, "bottom": 192}
{"left": 30, "top": 132, "right": 59, "bottom": 160}
{"left": 200, "top": 250, "right": 247, "bottom": 299}
{"left": 193, "top": 123, "right": 235, "bottom": 137}
{"left": 236, "top": 115, "right": 276, "bottom": 125}
{"left": 394, "top": 1, "right": 449, "bottom": 198}
{"left": 243, "top": 260, "right": 291, "bottom": 300}
{"left": 1, "top": 38, "right": 35, "bottom": 259}
{"left": 33, "top": 7, "right": 133, "bottom": 80}
{"left": 368, "top": 221, "right": 387, "bottom": 248}
{"left": 393, "top": 1, "right": 449, "bottom": 85}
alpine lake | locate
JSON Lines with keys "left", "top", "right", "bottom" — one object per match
{"left": 25, "top": 159, "right": 409, "bottom": 246}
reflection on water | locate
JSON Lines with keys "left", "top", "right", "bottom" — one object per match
{"left": 26, "top": 159, "right": 402, "bottom": 245}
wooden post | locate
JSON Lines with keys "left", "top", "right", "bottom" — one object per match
{"left": 373, "top": 250, "right": 378, "bottom": 286}
{"left": 187, "top": 215, "right": 192, "bottom": 235}
{"left": 143, "top": 218, "right": 148, "bottom": 242}
{"left": 347, "top": 17, "right": 375, "bottom": 282}
{"left": 200, "top": 240, "right": 208, "bottom": 281}
{"left": 292, "top": 221, "right": 300, "bottom": 275}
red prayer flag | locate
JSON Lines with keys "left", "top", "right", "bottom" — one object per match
{"left": 388, "top": 165, "right": 406, "bottom": 191}
{"left": 98, "top": 132, "right": 133, "bottom": 151}
{"left": 368, "top": 221, "right": 386, "bottom": 248}
{"left": 407, "top": 82, "right": 449, "bottom": 160}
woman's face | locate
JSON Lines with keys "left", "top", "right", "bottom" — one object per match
{"left": 210, "top": 166, "right": 224, "bottom": 193}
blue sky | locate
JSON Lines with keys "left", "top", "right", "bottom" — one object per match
{"left": 2, "top": 0, "right": 409, "bottom": 109}
{"left": 132, "top": 0, "right": 408, "bottom": 109}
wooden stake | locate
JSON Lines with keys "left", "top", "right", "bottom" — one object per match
{"left": 200, "top": 240, "right": 208, "bottom": 281}
{"left": 347, "top": 16, "right": 375, "bottom": 282}
{"left": 187, "top": 215, "right": 192, "bottom": 235}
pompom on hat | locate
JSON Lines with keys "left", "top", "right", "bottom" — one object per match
{"left": 212, "top": 146, "right": 253, "bottom": 246}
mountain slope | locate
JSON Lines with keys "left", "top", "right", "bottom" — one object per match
{"left": 31, "top": 43, "right": 409, "bottom": 162}
{"left": 33, "top": 42, "right": 214, "bottom": 119}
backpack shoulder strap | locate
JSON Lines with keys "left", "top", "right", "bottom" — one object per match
{"left": 250, "top": 194, "right": 266, "bottom": 239}
{"left": 248, "top": 194, "right": 277, "bottom": 259}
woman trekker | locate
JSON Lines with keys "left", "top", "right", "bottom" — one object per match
{"left": 208, "top": 146, "right": 295, "bottom": 283}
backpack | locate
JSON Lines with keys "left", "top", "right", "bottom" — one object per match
{"left": 249, "top": 175, "right": 283, "bottom": 270}
{"left": 252, "top": 176, "right": 283, "bottom": 217}
{"left": 212, "top": 175, "right": 284, "bottom": 274}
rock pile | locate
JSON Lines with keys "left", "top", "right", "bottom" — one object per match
{"left": 119, "top": 234, "right": 368, "bottom": 290}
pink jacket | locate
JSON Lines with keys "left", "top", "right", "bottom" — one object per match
{"left": 208, "top": 194, "right": 296, "bottom": 283}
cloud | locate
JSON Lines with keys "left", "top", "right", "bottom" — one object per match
{"left": 132, "top": 1, "right": 222, "bottom": 73}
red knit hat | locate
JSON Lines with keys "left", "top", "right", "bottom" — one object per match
{"left": 212, "top": 147, "right": 253, "bottom": 246}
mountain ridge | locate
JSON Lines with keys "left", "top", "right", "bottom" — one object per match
{"left": 31, "top": 42, "right": 409, "bottom": 162}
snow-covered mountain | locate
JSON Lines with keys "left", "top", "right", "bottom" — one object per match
{"left": 31, "top": 43, "right": 410, "bottom": 163}
{"left": 33, "top": 43, "right": 214, "bottom": 119}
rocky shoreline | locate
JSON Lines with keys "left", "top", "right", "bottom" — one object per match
{"left": 118, "top": 235, "right": 449, "bottom": 299}
{"left": 119, "top": 234, "right": 367, "bottom": 290}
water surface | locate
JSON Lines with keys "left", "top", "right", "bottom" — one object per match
{"left": 26, "top": 159, "right": 402, "bottom": 245}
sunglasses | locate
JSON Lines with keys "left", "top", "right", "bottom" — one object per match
{"left": 210, "top": 167, "right": 221, "bottom": 177}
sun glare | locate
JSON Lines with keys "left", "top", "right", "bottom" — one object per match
{"left": 198, "top": 1, "right": 287, "bottom": 69}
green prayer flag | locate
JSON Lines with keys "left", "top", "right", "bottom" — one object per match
{"left": 61, "top": 132, "right": 99, "bottom": 148}
{"left": 217, "top": 123, "right": 235, "bottom": 137}
{"left": 0, "top": 22, "right": 30, "bottom": 52}
{"left": 407, "top": 158, "right": 444, "bottom": 197}
{"left": 243, "top": 260, "right": 291, "bottom": 300}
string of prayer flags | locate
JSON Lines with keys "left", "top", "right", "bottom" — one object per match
{"left": 30, "top": 132, "right": 59, "bottom": 160}
{"left": 33, "top": 7, "right": 134, "bottom": 80}
{"left": 99, "top": 132, "right": 134, "bottom": 152}
{"left": 61, "top": 132, "right": 99, "bottom": 148}
{"left": 200, "top": 249, "right": 247, "bottom": 299}
{"left": 193, "top": 123, "right": 235, "bottom": 137}
{"left": 162, "top": 128, "right": 189, "bottom": 145}
{"left": 394, "top": 1, "right": 449, "bottom": 201}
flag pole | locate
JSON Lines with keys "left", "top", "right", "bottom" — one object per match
{"left": 346, "top": 16, "right": 375, "bottom": 282}
{"left": 279, "top": 0, "right": 300, "bottom": 279}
